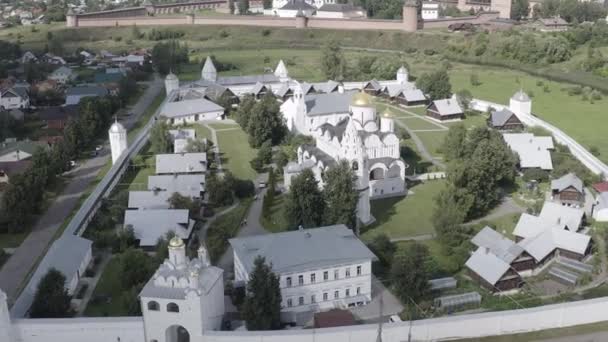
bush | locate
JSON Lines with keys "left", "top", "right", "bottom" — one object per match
{"left": 536, "top": 80, "right": 544, "bottom": 87}
{"left": 76, "top": 284, "right": 89, "bottom": 299}
{"left": 522, "top": 169, "right": 549, "bottom": 182}
{"left": 261, "top": 29, "right": 271, "bottom": 36}
{"left": 567, "top": 86, "right": 583, "bottom": 96}
{"left": 423, "top": 49, "right": 437, "bottom": 56}
{"left": 233, "top": 179, "right": 255, "bottom": 198}
{"left": 404, "top": 47, "right": 417, "bottom": 54}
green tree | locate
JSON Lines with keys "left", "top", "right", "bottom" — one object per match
{"left": 391, "top": 242, "right": 432, "bottom": 302}
{"left": 149, "top": 120, "right": 172, "bottom": 154}
{"left": 284, "top": 169, "right": 325, "bottom": 229}
{"left": 242, "top": 256, "right": 282, "bottom": 330}
{"left": 246, "top": 93, "right": 286, "bottom": 147}
{"left": 511, "top": 0, "right": 530, "bottom": 20}
{"left": 30, "top": 268, "right": 72, "bottom": 318}
{"left": 368, "top": 233, "right": 396, "bottom": 267}
{"left": 119, "top": 248, "right": 155, "bottom": 290}
{"left": 207, "top": 172, "right": 234, "bottom": 206}
{"left": 322, "top": 161, "right": 359, "bottom": 229}
{"left": 184, "top": 138, "right": 208, "bottom": 153}
{"left": 169, "top": 192, "right": 201, "bottom": 217}
{"left": 415, "top": 69, "right": 452, "bottom": 100}
{"left": 441, "top": 123, "right": 468, "bottom": 162}
{"left": 258, "top": 140, "right": 273, "bottom": 165}
{"left": 321, "top": 41, "right": 346, "bottom": 80}
{"left": 235, "top": 94, "right": 256, "bottom": 130}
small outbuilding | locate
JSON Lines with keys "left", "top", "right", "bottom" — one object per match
{"left": 426, "top": 99, "right": 464, "bottom": 121}
{"left": 488, "top": 108, "right": 523, "bottom": 131}
{"left": 551, "top": 173, "right": 584, "bottom": 207}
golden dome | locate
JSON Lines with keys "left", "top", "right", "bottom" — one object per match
{"left": 169, "top": 236, "right": 184, "bottom": 248}
{"left": 351, "top": 91, "right": 373, "bottom": 107}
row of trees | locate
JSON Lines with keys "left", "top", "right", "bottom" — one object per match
{"left": 533, "top": 0, "right": 607, "bottom": 23}
{"left": 431, "top": 126, "right": 517, "bottom": 268}
{"left": 284, "top": 161, "right": 359, "bottom": 230}
{"left": 151, "top": 40, "right": 189, "bottom": 75}
{"left": 1, "top": 96, "right": 120, "bottom": 233}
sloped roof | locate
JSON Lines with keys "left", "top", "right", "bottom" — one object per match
{"left": 148, "top": 174, "right": 205, "bottom": 198}
{"left": 402, "top": 89, "right": 426, "bottom": 102}
{"left": 318, "top": 3, "right": 363, "bottom": 12}
{"left": 217, "top": 74, "right": 280, "bottom": 86}
{"left": 160, "top": 98, "right": 224, "bottom": 119}
{"left": 66, "top": 86, "right": 108, "bottom": 97}
{"left": 38, "top": 105, "right": 79, "bottom": 121}
{"left": 202, "top": 56, "right": 216, "bottom": 75}
{"left": 155, "top": 152, "right": 207, "bottom": 174}
{"left": 304, "top": 91, "right": 356, "bottom": 116}
{"left": 471, "top": 226, "right": 523, "bottom": 264}
{"left": 128, "top": 190, "right": 171, "bottom": 210}
{"left": 518, "top": 228, "right": 590, "bottom": 261}
{"left": 124, "top": 209, "right": 194, "bottom": 247}
{"left": 490, "top": 108, "right": 519, "bottom": 127}
{"left": 465, "top": 248, "right": 512, "bottom": 286}
{"left": 551, "top": 173, "right": 583, "bottom": 194}
{"left": 274, "top": 60, "right": 288, "bottom": 78}
{"left": 229, "top": 225, "right": 377, "bottom": 274}
{"left": 280, "top": 0, "right": 316, "bottom": 10}
{"left": 538, "top": 201, "right": 584, "bottom": 230}
{"left": 502, "top": 133, "right": 554, "bottom": 170}
{"left": 429, "top": 99, "right": 463, "bottom": 116}
{"left": 593, "top": 182, "right": 608, "bottom": 193}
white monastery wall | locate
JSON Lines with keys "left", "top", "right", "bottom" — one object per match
{"left": 10, "top": 293, "right": 608, "bottom": 342}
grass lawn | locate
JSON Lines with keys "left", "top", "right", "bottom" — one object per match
{"left": 455, "top": 321, "right": 608, "bottom": 342}
{"left": 260, "top": 194, "right": 288, "bottom": 233}
{"left": 84, "top": 256, "right": 126, "bottom": 317}
{"left": 187, "top": 123, "right": 213, "bottom": 141}
{"left": 215, "top": 128, "right": 257, "bottom": 180}
{"left": 472, "top": 213, "right": 521, "bottom": 239}
{"left": 362, "top": 180, "right": 445, "bottom": 240}
{"left": 206, "top": 122, "right": 239, "bottom": 130}
{"left": 397, "top": 117, "right": 445, "bottom": 131}
{"left": 124, "top": 149, "right": 155, "bottom": 191}
{"left": 415, "top": 130, "right": 447, "bottom": 157}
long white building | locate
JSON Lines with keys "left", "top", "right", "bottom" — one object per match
{"left": 229, "top": 225, "right": 376, "bottom": 323}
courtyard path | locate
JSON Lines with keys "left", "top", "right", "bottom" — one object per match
{"left": 0, "top": 76, "right": 163, "bottom": 306}
{"left": 466, "top": 197, "right": 525, "bottom": 226}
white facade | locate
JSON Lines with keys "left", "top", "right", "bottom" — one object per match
{"left": 48, "top": 66, "right": 74, "bottom": 84}
{"left": 421, "top": 2, "right": 439, "bottom": 20}
{"left": 0, "top": 89, "right": 30, "bottom": 110}
{"left": 109, "top": 120, "right": 128, "bottom": 164}
{"left": 509, "top": 90, "right": 532, "bottom": 117}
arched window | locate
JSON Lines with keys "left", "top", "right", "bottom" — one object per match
{"left": 352, "top": 161, "right": 359, "bottom": 171}
{"left": 147, "top": 301, "right": 160, "bottom": 311}
{"left": 167, "top": 302, "right": 180, "bottom": 313}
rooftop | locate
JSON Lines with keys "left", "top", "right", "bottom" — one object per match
{"left": 502, "top": 133, "right": 554, "bottom": 170}
{"left": 229, "top": 225, "right": 377, "bottom": 274}
{"left": 148, "top": 174, "right": 205, "bottom": 198}
{"left": 161, "top": 98, "right": 224, "bottom": 119}
{"left": 155, "top": 152, "right": 207, "bottom": 174}
{"left": 428, "top": 98, "right": 463, "bottom": 116}
{"left": 551, "top": 173, "right": 583, "bottom": 194}
{"left": 124, "top": 209, "right": 194, "bottom": 247}
{"left": 128, "top": 190, "right": 172, "bottom": 210}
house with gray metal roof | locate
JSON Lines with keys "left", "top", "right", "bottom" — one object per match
{"left": 155, "top": 152, "right": 207, "bottom": 175}
{"left": 465, "top": 227, "right": 531, "bottom": 292}
{"left": 160, "top": 97, "right": 224, "bottom": 125}
{"left": 128, "top": 190, "right": 171, "bottom": 210}
{"left": 503, "top": 133, "right": 554, "bottom": 170}
{"left": 124, "top": 209, "right": 195, "bottom": 247}
{"left": 27, "top": 234, "right": 92, "bottom": 296}
{"left": 148, "top": 174, "right": 205, "bottom": 199}
{"left": 65, "top": 86, "right": 108, "bottom": 105}
{"left": 426, "top": 98, "right": 464, "bottom": 121}
{"left": 229, "top": 225, "right": 377, "bottom": 317}
{"left": 489, "top": 108, "right": 523, "bottom": 131}
{"left": 551, "top": 173, "right": 584, "bottom": 207}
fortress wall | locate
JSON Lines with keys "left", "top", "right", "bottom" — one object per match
{"left": 9, "top": 296, "right": 608, "bottom": 342}
{"left": 193, "top": 16, "right": 295, "bottom": 27}
{"left": 77, "top": 16, "right": 190, "bottom": 26}
{"left": 306, "top": 17, "right": 405, "bottom": 31}
{"left": 422, "top": 11, "right": 500, "bottom": 28}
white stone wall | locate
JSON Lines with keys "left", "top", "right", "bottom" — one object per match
{"left": 12, "top": 317, "right": 145, "bottom": 342}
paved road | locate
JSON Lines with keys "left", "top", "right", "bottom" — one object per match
{"left": 0, "top": 76, "right": 163, "bottom": 305}
{"left": 217, "top": 186, "right": 269, "bottom": 279}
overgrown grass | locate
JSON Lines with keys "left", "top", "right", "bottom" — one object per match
{"left": 83, "top": 256, "right": 126, "bottom": 317}
{"left": 215, "top": 127, "right": 257, "bottom": 180}
{"left": 260, "top": 193, "right": 288, "bottom": 233}
{"left": 206, "top": 198, "right": 254, "bottom": 262}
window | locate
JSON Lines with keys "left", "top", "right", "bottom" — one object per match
{"left": 345, "top": 268, "right": 351, "bottom": 278}
{"left": 357, "top": 287, "right": 361, "bottom": 295}
{"left": 334, "top": 270, "right": 339, "bottom": 280}
{"left": 323, "top": 271, "right": 328, "bottom": 281}
{"left": 298, "top": 297, "right": 304, "bottom": 306}
{"left": 310, "top": 273, "right": 316, "bottom": 283}
{"left": 311, "top": 295, "right": 316, "bottom": 303}
{"left": 323, "top": 292, "right": 328, "bottom": 301}
{"left": 346, "top": 289, "right": 350, "bottom": 297}
{"left": 357, "top": 266, "right": 362, "bottom": 276}
{"left": 334, "top": 291, "right": 339, "bottom": 299}
{"left": 287, "top": 298, "right": 293, "bottom": 307}
{"left": 298, "top": 275, "right": 304, "bottom": 286}
{"left": 147, "top": 301, "right": 159, "bottom": 311}
{"left": 286, "top": 277, "right": 292, "bottom": 287}
{"left": 166, "top": 302, "right": 179, "bottom": 313}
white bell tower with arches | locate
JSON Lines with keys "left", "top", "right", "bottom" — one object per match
{"left": 109, "top": 120, "right": 128, "bottom": 165}
{"left": 140, "top": 237, "right": 225, "bottom": 342}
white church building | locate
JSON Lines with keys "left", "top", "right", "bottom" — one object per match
{"left": 282, "top": 88, "right": 407, "bottom": 224}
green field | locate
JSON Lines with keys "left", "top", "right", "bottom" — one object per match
{"left": 362, "top": 180, "right": 445, "bottom": 240}
{"left": 215, "top": 128, "right": 257, "bottom": 180}
{"left": 416, "top": 131, "right": 448, "bottom": 157}
{"left": 397, "top": 117, "right": 445, "bottom": 131}
{"left": 84, "top": 256, "right": 126, "bottom": 317}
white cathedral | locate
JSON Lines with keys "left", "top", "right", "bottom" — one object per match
{"left": 282, "top": 88, "right": 407, "bottom": 225}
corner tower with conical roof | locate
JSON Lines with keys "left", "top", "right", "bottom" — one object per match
{"left": 509, "top": 89, "right": 531, "bottom": 117}
{"left": 274, "top": 59, "right": 289, "bottom": 82}
{"left": 109, "top": 120, "right": 127, "bottom": 164}
{"left": 201, "top": 56, "right": 217, "bottom": 82}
